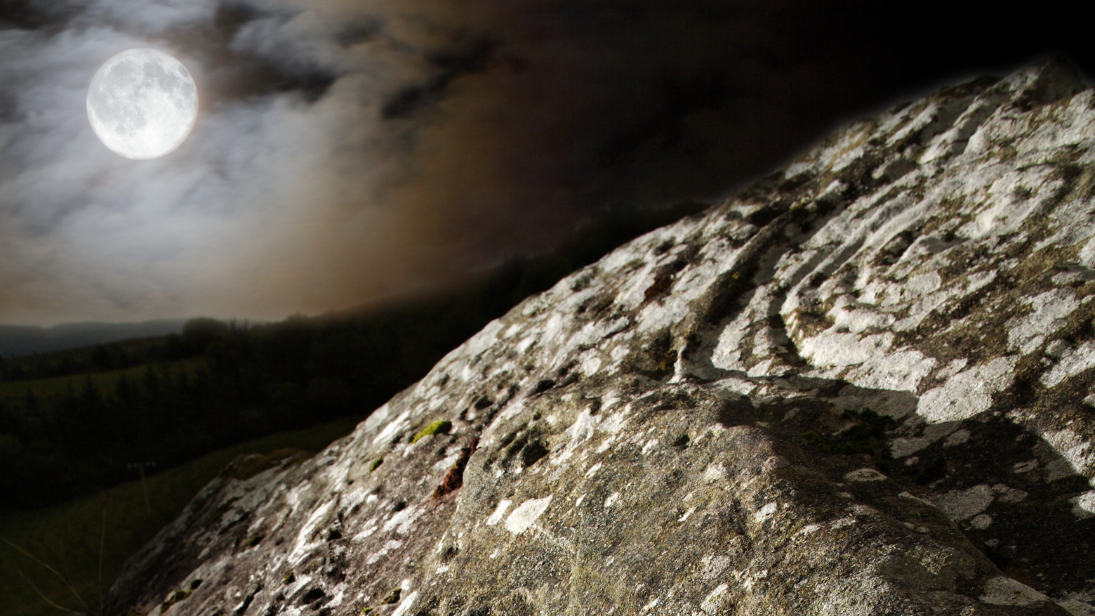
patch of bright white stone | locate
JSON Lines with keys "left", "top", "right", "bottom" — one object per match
{"left": 700, "top": 583, "right": 730, "bottom": 614}
{"left": 391, "top": 590, "right": 419, "bottom": 616}
{"left": 753, "top": 502, "right": 778, "bottom": 524}
{"left": 916, "top": 356, "right": 1018, "bottom": 423}
{"left": 485, "top": 500, "right": 511, "bottom": 526}
{"left": 504, "top": 496, "right": 552, "bottom": 534}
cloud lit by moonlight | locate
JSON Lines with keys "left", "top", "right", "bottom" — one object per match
{"left": 2, "top": 0, "right": 1084, "bottom": 325}
{"left": 87, "top": 48, "right": 198, "bottom": 160}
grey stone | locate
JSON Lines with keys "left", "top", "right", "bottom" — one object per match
{"left": 103, "top": 58, "right": 1095, "bottom": 616}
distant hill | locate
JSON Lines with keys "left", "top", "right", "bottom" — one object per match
{"left": 0, "top": 320, "right": 187, "bottom": 357}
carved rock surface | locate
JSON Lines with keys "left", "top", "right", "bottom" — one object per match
{"left": 105, "top": 60, "right": 1095, "bottom": 616}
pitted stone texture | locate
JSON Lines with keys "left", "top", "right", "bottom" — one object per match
{"left": 105, "top": 59, "right": 1094, "bottom": 616}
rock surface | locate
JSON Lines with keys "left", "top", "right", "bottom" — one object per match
{"left": 104, "top": 59, "right": 1095, "bottom": 616}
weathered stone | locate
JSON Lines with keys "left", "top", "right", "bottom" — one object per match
{"left": 103, "top": 58, "right": 1095, "bottom": 616}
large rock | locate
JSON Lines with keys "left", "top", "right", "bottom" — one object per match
{"left": 104, "top": 59, "right": 1095, "bottom": 616}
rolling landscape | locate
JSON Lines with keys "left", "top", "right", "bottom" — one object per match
{"left": 0, "top": 203, "right": 701, "bottom": 616}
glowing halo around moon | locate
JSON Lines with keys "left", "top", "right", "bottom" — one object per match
{"left": 87, "top": 48, "right": 198, "bottom": 160}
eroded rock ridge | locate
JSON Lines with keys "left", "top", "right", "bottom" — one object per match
{"left": 106, "top": 59, "right": 1095, "bottom": 616}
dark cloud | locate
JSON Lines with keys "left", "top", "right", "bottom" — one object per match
{"left": 0, "top": 0, "right": 1091, "bottom": 324}
{"left": 381, "top": 36, "right": 497, "bottom": 119}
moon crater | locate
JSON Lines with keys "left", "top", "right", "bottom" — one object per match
{"left": 87, "top": 48, "right": 198, "bottom": 160}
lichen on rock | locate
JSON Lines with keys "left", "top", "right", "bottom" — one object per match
{"left": 104, "top": 59, "right": 1094, "bottom": 616}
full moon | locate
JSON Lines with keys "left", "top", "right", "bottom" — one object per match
{"left": 87, "top": 48, "right": 198, "bottom": 160}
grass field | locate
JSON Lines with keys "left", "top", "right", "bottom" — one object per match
{"left": 0, "top": 358, "right": 206, "bottom": 406}
{"left": 0, "top": 414, "right": 363, "bottom": 616}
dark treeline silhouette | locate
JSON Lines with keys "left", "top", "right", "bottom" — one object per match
{"left": 0, "top": 319, "right": 187, "bottom": 360}
{"left": 0, "top": 201, "right": 707, "bottom": 511}
{"left": 0, "top": 336, "right": 182, "bottom": 381}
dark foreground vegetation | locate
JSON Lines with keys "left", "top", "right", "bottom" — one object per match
{"left": 0, "top": 417, "right": 360, "bottom": 616}
{"left": 0, "top": 202, "right": 706, "bottom": 511}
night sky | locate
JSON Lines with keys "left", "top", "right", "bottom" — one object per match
{"left": 0, "top": 0, "right": 1091, "bottom": 325}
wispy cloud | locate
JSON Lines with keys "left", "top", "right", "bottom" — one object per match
{"left": 2, "top": 0, "right": 1074, "bottom": 325}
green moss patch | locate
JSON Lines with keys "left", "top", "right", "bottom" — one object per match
{"left": 412, "top": 420, "right": 452, "bottom": 443}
